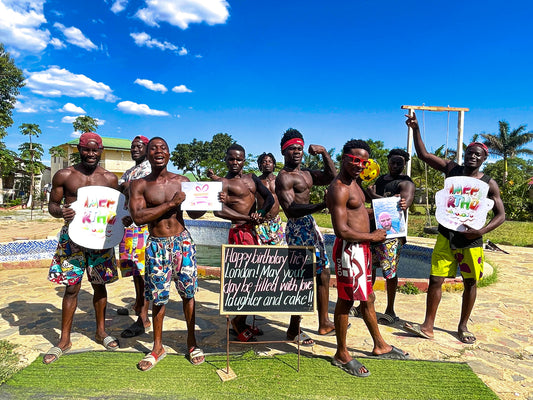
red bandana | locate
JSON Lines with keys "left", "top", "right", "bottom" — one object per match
{"left": 281, "top": 138, "right": 304, "bottom": 151}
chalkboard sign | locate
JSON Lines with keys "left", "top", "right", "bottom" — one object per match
{"left": 220, "top": 245, "right": 316, "bottom": 315}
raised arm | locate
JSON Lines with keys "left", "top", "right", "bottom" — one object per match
{"left": 307, "top": 144, "right": 337, "bottom": 186}
{"left": 406, "top": 112, "right": 449, "bottom": 173}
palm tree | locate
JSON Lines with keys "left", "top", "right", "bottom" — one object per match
{"left": 19, "top": 123, "right": 41, "bottom": 214}
{"left": 481, "top": 121, "right": 533, "bottom": 186}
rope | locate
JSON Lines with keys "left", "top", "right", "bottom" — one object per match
{"left": 421, "top": 109, "right": 431, "bottom": 226}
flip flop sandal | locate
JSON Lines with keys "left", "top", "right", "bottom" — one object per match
{"left": 188, "top": 347, "right": 205, "bottom": 366}
{"left": 121, "top": 322, "right": 146, "bottom": 338}
{"left": 43, "top": 345, "right": 71, "bottom": 364}
{"left": 137, "top": 350, "right": 167, "bottom": 371}
{"left": 377, "top": 313, "right": 400, "bottom": 325}
{"left": 236, "top": 328, "right": 256, "bottom": 342}
{"left": 331, "top": 358, "right": 370, "bottom": 377}
{"left": 96, "top": 335, "right": 120, "bottom": 350}
{"left": 287, "top": 331, "right": 314, "bottom": 346}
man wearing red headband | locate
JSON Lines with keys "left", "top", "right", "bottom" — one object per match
{"left": 116, "top": 135, "right": 152, "bottom": 338}
{"left": 404, "top": 113, "right": 505, "bottom": 344}
{"left": 276, "top": 128, "right": 337, "bottom": 346}
{"left": 44, "top": 132, "right": 120, "bottom": 364}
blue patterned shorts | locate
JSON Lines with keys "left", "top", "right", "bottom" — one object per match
{"left": 286, "top": 215, "right": 328, "bottom": 274}
{"left": 144, "top": 231, "right": 198, "bottom": 305}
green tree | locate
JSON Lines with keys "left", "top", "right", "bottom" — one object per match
{"left": 49, "top": 145, "right": 67, "bottom": 158}
{"left": 0, "top": 43, "right": 25, "bottom": 204}
{"left": 73, "top": 115, "right": 99, "bottom": 133}
{"left": 171, "top": 133, "right": 235, "bottom": 180}
{"left": 480, "top": 121, "right": 533, "bottom": 186}
{"left": 483, "top": 157, "right": 533, "bottom": 221}
{"left": 0, "top": 44, "right": 25, "bottom": 139}
{"left": 18, "top": 123, "right": 42, "bottom": 209}
{"left": 301, "top": 147, "right": 336, "bottom": 205}
{"left": 410, "top": 145, "right": 454, "bottom": 215}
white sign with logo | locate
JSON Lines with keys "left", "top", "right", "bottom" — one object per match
{"left": 435, "top": 176, "right": 494, "bottom": 232}
{"left": 181, "top": 181, "right": 223, "bottom": 211}
{"left": 69, "top": 186, "right": 129, "bottom": 249}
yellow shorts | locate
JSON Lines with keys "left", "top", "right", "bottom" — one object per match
{"left": 431, "top": 234, "right": 484, "bottom": 281}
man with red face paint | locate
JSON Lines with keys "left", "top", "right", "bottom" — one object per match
{"left": 404, "top": 112, "right": 505, "bottom": 344}
{"left": 44, "top": 132, "right": 120, "bottom": 364}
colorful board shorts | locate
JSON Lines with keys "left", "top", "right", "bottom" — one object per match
{"left": 228, "top": 223, "right": 259, "bottom": 245}
{"left": 431, "top": 233, "right": 484, "bottom": 281}
{"left": 48, "top": 225, "right": 118, "bottom": 286}
{"left": 254, "top": 214, "right": 286, "bottom": 245}
{"left": 144, "top": 231, "right": 198, "bottom": 305}
{"left": 286, "top": 215, "right": 328, "bottom": 275}
{"left": 119, "top": 225, "right": 149, "bottom": 276}
{"left": 333, "top": 238, "right": 372, "bottom": 302}
{"left": 371, "top": 237, "right": 405, "bottom": 279}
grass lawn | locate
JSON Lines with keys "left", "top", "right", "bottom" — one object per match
{"left": 0, "top": 350, "right": 498, "bottom": 400}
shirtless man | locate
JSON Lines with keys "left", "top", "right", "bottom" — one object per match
{"left": 327, "top": 139, "right": 409, "bottom": 377}
{"left": 404, "top": 113, "right": 505, "bottom": 344}
{"left": 214, "top": 144, "right": 274, "bottom": 341}
{"left": 275, "top": 128, "right": 336, "bottom": 345}
{"left": 129, "top": 137, "right": 206, "bottom": 371}
{"left": 44, "top": 132, "right": 120, "bottom": 364}
{"left": 254, "top": 152, "right": 286, "bottom": 245}
{"left": 117, "top": 135, "right": 152, "bottom": 338}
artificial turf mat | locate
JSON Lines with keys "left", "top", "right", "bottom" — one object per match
{"left": 0, "top": 350, "right": 498, "bottom": 400}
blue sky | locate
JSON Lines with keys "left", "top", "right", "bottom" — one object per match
{"left": 1, "top": 0, "right": 532, "bottom": 170}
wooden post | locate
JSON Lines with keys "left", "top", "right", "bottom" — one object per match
{"left": 457, "top": 110, "right": 465, "bottom": 164}
{"left": 406, "top": 108, "right": 414, "bottom": 176}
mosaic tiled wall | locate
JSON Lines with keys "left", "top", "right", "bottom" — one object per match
{"left": 0, "top": 239, "right": 58, "bottom": 262}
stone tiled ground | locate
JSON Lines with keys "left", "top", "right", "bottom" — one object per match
{"left": 1, "top": 209, "right": 532, "bottom": 399}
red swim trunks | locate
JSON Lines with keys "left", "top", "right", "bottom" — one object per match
{"left": 333, "top": 238, "right": 372, "bottom": 301}
{"left": 228, "top": 223, "right": 259, "bottom": 245}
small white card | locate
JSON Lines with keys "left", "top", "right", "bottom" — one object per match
{"left": 372, "top": 197, "right": 407, "bottom": 239}
{"left": 181, "top": 181, "right": 223, "bottom": 211}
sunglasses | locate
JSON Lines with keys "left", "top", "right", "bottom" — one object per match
{"left": 344, "top": 154, "right": 370, "bottom": 168}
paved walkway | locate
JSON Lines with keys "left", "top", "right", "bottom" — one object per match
{"left": 1, "top": 210, "right": 532, "bottom": 398}
{"left": 0, "top": 236, "right": 532, "bottom": 399}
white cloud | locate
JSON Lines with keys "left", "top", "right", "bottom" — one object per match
{"left": 26, "top": 67, "right": 118, "bottom": 102}
{"left": 172, "top": 85, "right": 192, "bottom": 93}
{"left": 0, "top": 0, "right": 50, "bottom": 52}
{"left": 117, "top": 101, "right": 170, "bottom": 116}
{"left": 135, "top": 0, "right": 230, "bottom": 29}
{"left": 111, "top": 0, "right": 128, "bottom": 14}
{"left": 130, "top": 32, "right": 188, "bottom": 55}
{"left": 62, "top": 115, "right": 105, "bottom": 126}
{"left": 15, "top": 103, "right": 38, "bottom": 113}
{"left": 49, "top": 37, "right": 65, "bottom": 49}
{"left": 134, "top": 79, "right": 168, "bottom": 93}
{"left": 53, "top": 23, "right": 98, "bottom": 51}
{"left": 61, "top": 103, "right": 86, "bottom": 114}
{"left": 14, "top": 97, "right": 55, "bottom": 113}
